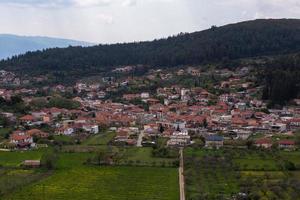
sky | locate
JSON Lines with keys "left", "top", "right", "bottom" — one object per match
{"left": 0, "top": 0, "right": 299, "bottom": 44}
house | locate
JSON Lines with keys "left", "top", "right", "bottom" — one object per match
{"left": 147, "top": 98, "right": 160, "bottom": 105}
{"left": 10, "top": 131, "right": 34, "bottom": 148}
{"left": 22, "top": 160, "right": 41, "bottom": 168}
{"left": 180, "top": 88, "right": 190, "bottom": 96}
{"left": 31, "top": 111, "right": 47, "bottom": 119}
{"left": 255, "top": 138, "right": 272, "bottom": 149}
{"left": 141, "top": 92, "right": 150, "bottom": 99}
{"left": 278, "top": 140, "right": 296, "bottom": 150}
{"left": 167, "top": 136, "right": 191, "bottom": 147}
{"left": 188, "top": 68, "right": 201, "bottom": 76}
{"left": 235, "top": 102, "right": 247, "bottom": 110}
{"left": 19, "top": 115, "right": 35, "bottom": 125}
{"left": 236, "top": 130, "right": 252, "bottom": 140}
{"left": 56, "top": 127, "right": 74, "bottom": 135}
{"left": 114, "top": 129, "right": 137, "bottom": 145}
{"left": 177, "top": 69, "right": 185, "bottom": 76}
{"left": 205, "top": 135, "right": 224, "bottom": 149}
{"left": 172, "top": 121, "right": 186, "bottom": 130}
{"left": 43, "top": 115, "right": 51, "bottom": 123}
{"left": 26, "top": 129, "right": 49, "bottom": 138}
{"left": 144, "top": 127, "right": 159, "bottom": 136}
{"left": 294, "top": 99, "right": 300, "bottom": 106}
{"left": 167, "top": 131, "right": 191, "bottom": 147}
{"left": 289, "top": 118, "right": 300, "bottom": 129}
{"left": 271, "top": 123, "right": 287, "bottom": 132}
{"left": 82, "top": 124, "right": 99, "bottom": 134}
{"left": 114, "top": 131, "right": 129, "bottom": 142}
{"left": 123, "top": 94, "right": 140, "bottom": 101}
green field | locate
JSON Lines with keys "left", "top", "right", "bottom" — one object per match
{"left": 82, "top": 131, "right": 116, "bottom": 146}
{"left": 0, "top": 168, "right": 50, "bottom": 197}
{"left": 0, "top": 150, "right": 47, "bottom": 167}
{"left": 184, "top": 148, "right": 240, "bottom": 199}
{"left": 120, "top": 147, "right": 177, "bottom": 166}
{"left": 279, "top": 151, "right": 300, "bottom": 166}
{"left": 184, "top": 148, "right": 300, "bottom": 200}
{"left": 2, "top": 152, "right": 179, "bottom": 200}
{"left": 234, "top": 157, "right": 278, "bottom": 170}
{"left": 4, "top": 145, "right": 300, "bottom": 200}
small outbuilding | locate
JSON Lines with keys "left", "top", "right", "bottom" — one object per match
{"left": 22, "top": 160, "right": 41, "bottom": 168}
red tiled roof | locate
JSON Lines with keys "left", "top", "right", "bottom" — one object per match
{"left": 278, "top": 140, "right": 295, "bottom": 145}
{"left": 255, "top": 138, "right": 272, "bottom": 145}
{"left": 20, "top": 115, "right": 34, "bottom": 121}
{"left": 289, "top": 118, "right": 300, "bottom": 123}
{"left": 10, "top": 132, "right": 31, "bottom": 141}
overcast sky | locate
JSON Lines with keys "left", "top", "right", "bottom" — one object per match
{"left": 0, "top": 0, "right": 299, "bottom": 43}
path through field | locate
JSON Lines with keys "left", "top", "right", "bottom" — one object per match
{"left": 179, "top": 148, "right": 185, "bottom": 200}
{"left": 137, "top": 131, "right": 145, "bottom": 147}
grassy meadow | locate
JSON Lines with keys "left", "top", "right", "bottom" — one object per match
{"left": 2, "top": 151, "right": 179, "bottom": 200}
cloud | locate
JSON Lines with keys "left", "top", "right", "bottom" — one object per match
{"left": 0, "top": 0, "right": 115, "bottom": 8}
{"left": 72, "top": 0, "right": 113, "bottom": 7}
{"left": 122, "top": 0, "right": 136, "bottom": 7}
{"left": 0, "top": 0, "right": 172, "bottom": 8}
{"left": 0, "top": 0, "right": 68, "bottom": 8}
{"left": 95, "top": 13, "right": 114, "bottom": 24}
{"left": 0, "top": 0, "right": 299, "bottom": 44}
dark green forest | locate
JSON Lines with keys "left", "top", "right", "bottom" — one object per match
{"left": 1, "top": 19, "right": 300, "bottom": 76}
{"left": 262, "top": 53, "right": 300, "bottom": 106}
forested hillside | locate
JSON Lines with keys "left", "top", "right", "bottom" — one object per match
{"left": 262, "top": 53, "right": 300, "bottom": 106}
{"left": 0, "top": 19, "right": 300, "bottom": 75}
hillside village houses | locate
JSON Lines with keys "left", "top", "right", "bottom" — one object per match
{"left": 0, "top": 66, "right": 299, "bottom": 151}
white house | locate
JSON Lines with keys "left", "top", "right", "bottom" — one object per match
{"left": 271, "top": 123, "right": 287, "bottom": 132}
{"left": 141, "top": 92, "right": 150, "bottom": 99}
{"left": 83, "top": 124, "right": 99, "bottom": 134}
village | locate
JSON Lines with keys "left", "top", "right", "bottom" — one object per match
{"left": 1, "top": 65, "right": 300, "bottom": 152}
{"left": 0, "top": 7, "right": 299, "bottom": 198}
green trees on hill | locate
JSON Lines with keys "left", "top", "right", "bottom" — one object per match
{"left": 262, "top": 54, "right": 300, "bottom": 106}
{"left": 0, "top": 96, "right": 30, "bottom": 114}
{"left": 1, "top": 19, "right": 299, "bottom": 76}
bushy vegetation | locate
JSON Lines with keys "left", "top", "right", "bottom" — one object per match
{"left": 47, "top": 96, "right": 80, "bottom": 109}
{"left": 0, "top": 96, "right": 30, "bottom": 114}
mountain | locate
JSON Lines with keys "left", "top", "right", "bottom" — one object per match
{"left": 1, "top": 19, "right": 300, "bottom": 76}
{"left": 0, "top": 34, "right": 93, "bottom": 59}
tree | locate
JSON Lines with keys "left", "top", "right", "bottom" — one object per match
{"left": 202, "top": 118, "right": 208, "bottom": 128}
{"left": 246, "top": 140, "right": 254, "bottom": 149}
{"left": 283, "top": 160, "right": 296, "bottom": 171}
{"left": 10, "top": 96, "right": 23, "bottom": 105}
{"left": 95, "top": 149, "right": 107, "bottom": 166}
{"left": 295, "top": 133, "right": 300, "bottom": 148}
{"left": 159, "top": 124, "right": 164, "bottom": 133}
{"left": 0, "top": 115, "right": 9, "bottom": 127}
{"left": 2, "top": 19, "right": 299, "bottom": 84}
{"left": 41, "top": 151, "right": 58, "bottom": 170}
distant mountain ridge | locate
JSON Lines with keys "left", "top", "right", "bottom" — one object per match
{"left": 0, "top": 34, "right": 93, "bottom": 59}
{"left": 1, "top": 19, "right": 300, "bottom": 77}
